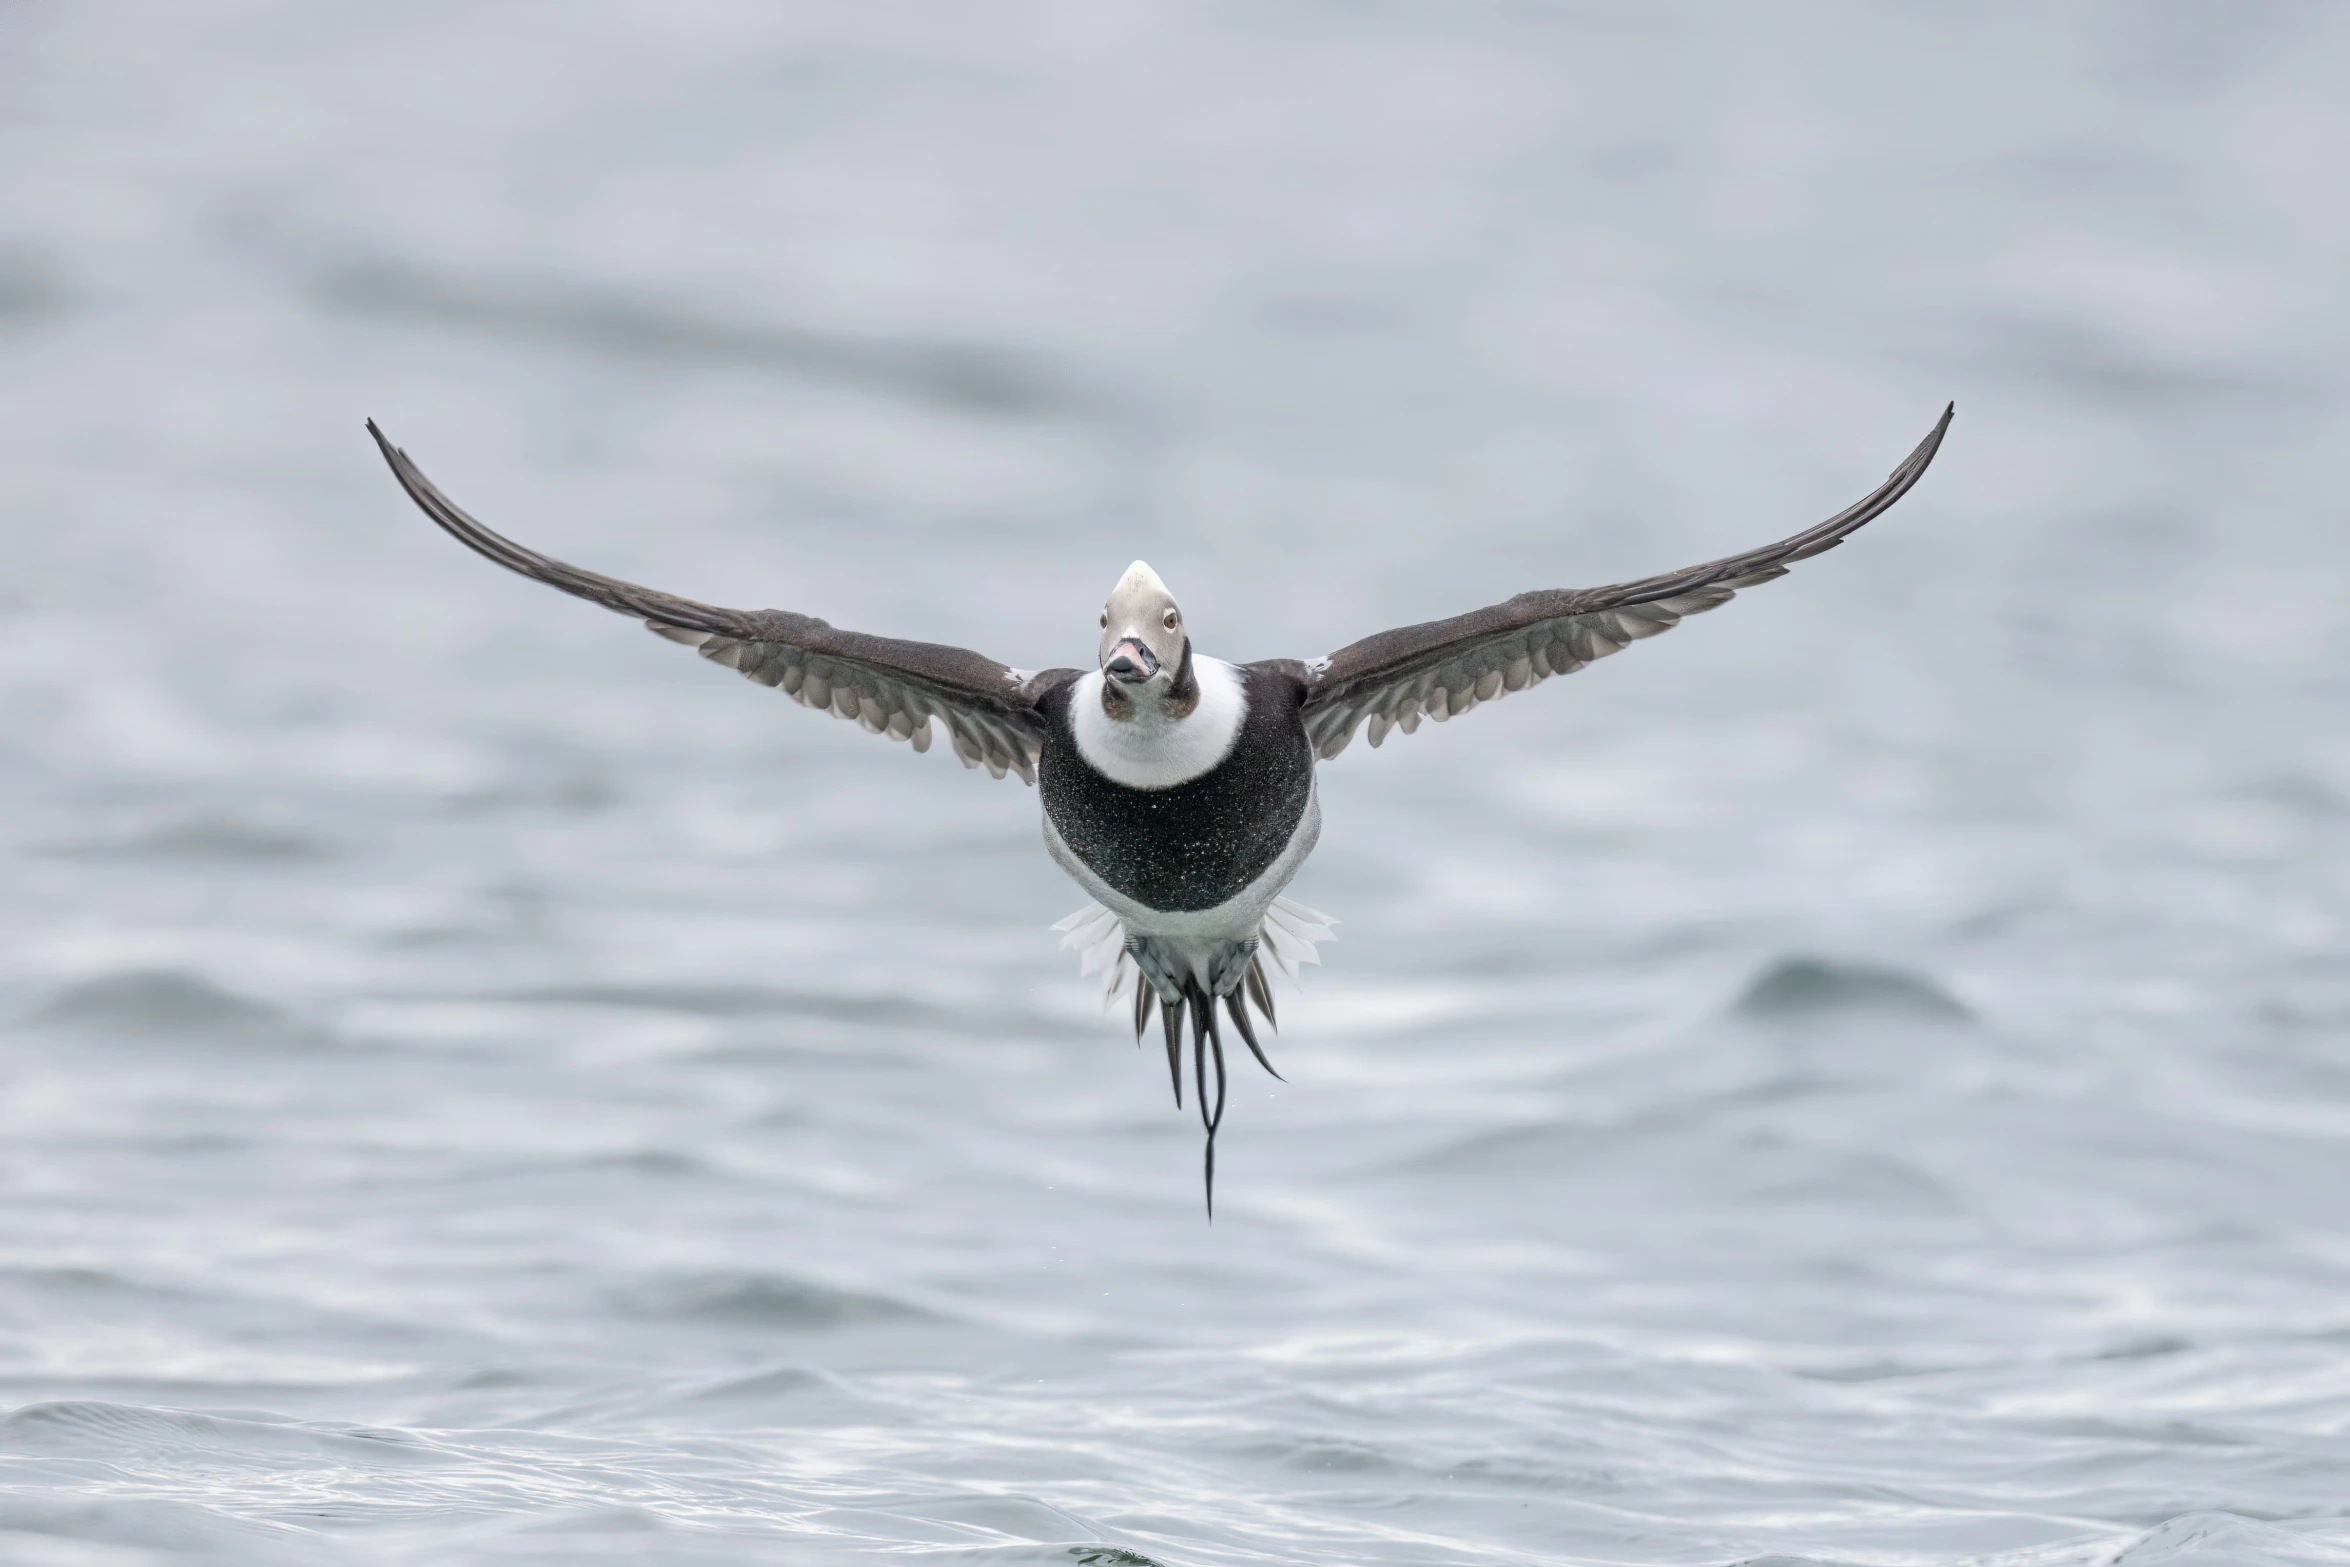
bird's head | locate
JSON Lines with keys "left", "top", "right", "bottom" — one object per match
{"left": 1097, "top": 560, "right": 1188, "bottom": 691}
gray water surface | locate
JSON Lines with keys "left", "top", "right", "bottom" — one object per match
{"left": 5, "top": 3, "right": 2350, "bottom": 1563}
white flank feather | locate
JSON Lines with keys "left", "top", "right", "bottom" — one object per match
{"left": 1260, "top": 897, "right": 1337, "bottom": 982}
{"left": 1054, "top": 902, "right": 1138, "bottom": 1010}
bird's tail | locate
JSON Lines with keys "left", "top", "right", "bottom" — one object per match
{"left": 1051, "top": 897, "right": 1336, "bottom": 1216}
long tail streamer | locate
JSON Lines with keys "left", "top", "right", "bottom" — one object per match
{"left": 1053, "top": 897, "right": 1337, "bottom": 1216}
{"left": 1133, "top": 952, "right": 1275, "bottom": 1218}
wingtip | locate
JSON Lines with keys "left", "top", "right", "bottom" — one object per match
{"left": 1896, "top": 402, "right": 1956, "bottom": 481}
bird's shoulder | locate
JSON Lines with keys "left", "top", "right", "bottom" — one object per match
{"left": 1240, "top": 658, "right": 1314, "bottom": 698}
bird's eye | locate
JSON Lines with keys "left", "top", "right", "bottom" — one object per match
{"left": 1162, "top": 609, "right": 1180, "bottom": 631}
{"left": 1099, "top": 612, "right": 1109, "bottom": 628}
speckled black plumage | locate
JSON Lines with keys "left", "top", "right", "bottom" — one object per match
{"left": 1039, "top": 665, "right": 1313, "bottom": 913}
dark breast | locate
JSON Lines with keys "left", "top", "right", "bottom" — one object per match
{"left": 1040, "top": 666, "right": 1314, "bottom": 913}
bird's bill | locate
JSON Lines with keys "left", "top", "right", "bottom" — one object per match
{"left": 1103, "top": 637, "right": 1161, "bottom": 683}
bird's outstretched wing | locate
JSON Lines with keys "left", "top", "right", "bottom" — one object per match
{"left": 367, "top": 422, "right": 1066, "bottom": 782}
{"left": 1280, "top": 405, "right": 1953, "bottom": 760}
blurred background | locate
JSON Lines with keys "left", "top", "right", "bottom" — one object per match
{"left": 3, "top": 2, "right": 2349, "bottom": 1563}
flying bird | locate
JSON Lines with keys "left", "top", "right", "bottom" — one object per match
{"left": 367, "top": 406, "right": 1951, "bottom": 1214}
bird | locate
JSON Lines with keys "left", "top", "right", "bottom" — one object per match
{"left": 366, "top": 406, "right": 1952, "bottom": 1215}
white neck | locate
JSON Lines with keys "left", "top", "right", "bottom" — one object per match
{"left": 1070, "top": 657, "right": 1247, "bottom": 790}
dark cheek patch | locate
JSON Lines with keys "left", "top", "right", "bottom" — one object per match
{"left": 1162, "top": 641, "right": 1200, "bottom": 719}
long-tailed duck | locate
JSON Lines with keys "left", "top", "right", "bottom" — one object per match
{"left": 368, "top": 406, "right": 1951, "bottom": 1213}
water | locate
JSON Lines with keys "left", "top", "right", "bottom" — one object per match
{"left": 4, "top": 3, "right": 2350, "bottom": 1562}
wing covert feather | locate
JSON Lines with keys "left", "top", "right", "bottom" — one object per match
{"left": 1293, "top": 405, "right": 1952, "bottom": 759}
{"left": 367, "top": 422, "right": 1066, "bottom": 782}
